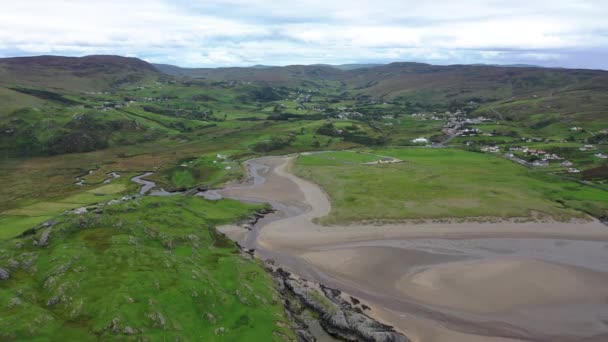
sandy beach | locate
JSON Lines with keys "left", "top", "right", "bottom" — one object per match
{"left": 217, "top": 156, "right": 608, "bottom": 342}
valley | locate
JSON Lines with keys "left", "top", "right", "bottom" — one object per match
{"left": 1, "top": 55, "right": 608, "bottom": 341}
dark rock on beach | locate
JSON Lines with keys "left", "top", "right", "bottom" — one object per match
{"left": 269, "top": 263, "right": 409, "bottom": 342}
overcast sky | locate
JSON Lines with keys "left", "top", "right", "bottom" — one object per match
{"left": 1, "top": 0, "right": 607, "bottom": 69}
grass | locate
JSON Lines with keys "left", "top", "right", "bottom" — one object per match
{"left": 294, "top": 148, "right": 608, "bottom": 224}
{"left": 306, "top": 151, "right": 380, "bottom": 164}
{"left": 0, "top": 179, "right": 134, "bottom": 239}
{"left": 0, "top": 196, "right": 294, "bottom": 341}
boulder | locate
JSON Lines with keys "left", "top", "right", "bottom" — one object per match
{"left": 0, "top": 267, "right": 10, "bottom": 280}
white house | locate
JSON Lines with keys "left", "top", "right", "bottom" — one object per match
{"left": 412, "top": 137, "right": 429, "bottom": 144}
{"left": 561, "top": 161, "right": 573, "bottom": 167}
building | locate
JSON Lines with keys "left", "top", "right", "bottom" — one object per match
{"left": 412, "top": 137, "right": 429, "bottom": 144}
{"left": 532, "top": 160, "right": 549, "bottom": 167}
{"left": 594, "top": 153, "right": 608, "bottom": 159}
{"left": 481, "top": 146, "right": 500, "bottom": 153}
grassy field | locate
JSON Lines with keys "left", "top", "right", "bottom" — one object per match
{"left": 0, "top": 196, "right": 294, "bottom": 341}
{"left": 0, "top": 180, "right": 137, "bottom": 240}
{"left": 294, "top": 149, "right": 608, "bottom": 224}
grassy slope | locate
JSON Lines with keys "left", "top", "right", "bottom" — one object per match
{"left": 0, "top": 196, "right": 293, "bottom": 341}
{"left": 294, "top": 149, "right": 608, "bottom": 224}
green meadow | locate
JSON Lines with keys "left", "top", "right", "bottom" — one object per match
{"left": 0, "top": 180, "right": 136, "bottom": 240}
{"left": 295, "top": 148, "right": 608, "bottom": 224}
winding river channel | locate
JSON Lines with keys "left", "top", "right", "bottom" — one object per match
{"left": 133, "top": 156, "right": 608, "bottom": 342}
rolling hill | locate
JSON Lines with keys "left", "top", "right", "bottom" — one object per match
{"left": 0, "top": 55, "right": 161, "bottom": 92}
{"left": 155, "top": 61, "right": 608, "bottom": 127}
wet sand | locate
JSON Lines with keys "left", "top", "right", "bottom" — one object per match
{"left": 217, "top": 156, "right": 608, "bottom": 342}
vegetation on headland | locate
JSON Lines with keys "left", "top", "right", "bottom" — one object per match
{"left": 0, "top": 196, "right": 294, "bottom": 341}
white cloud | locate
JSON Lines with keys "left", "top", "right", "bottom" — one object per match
{"left": 0, "top": 0, "right": 607, "bottom": 68}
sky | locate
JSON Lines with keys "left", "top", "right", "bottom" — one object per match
{"left": 1, "top": 0, "right": 607, "bottom": 69}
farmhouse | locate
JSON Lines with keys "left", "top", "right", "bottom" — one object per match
{"left": 412, "top": 137, "right": 429, "bottom": 144}
{"left": 481, "top": 145, "right": 500, "bottom": 153}
{"left": 580, "top": 145, "right": 596, "bottom": 151}
{"left": 532, "top": 160, "right": 549, "bottom": 167}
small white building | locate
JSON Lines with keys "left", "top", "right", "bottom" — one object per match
{"left": 412, "top": 137, "right": 429, "bottom": 144}
{"left": 561, "top": 161, "right": 573, "bottom": 167}
{"left": 580, "top": 145, "right": 596, "bottom": 151}
{"left": 481, "top": 145, "right": 500, "bottom": 153}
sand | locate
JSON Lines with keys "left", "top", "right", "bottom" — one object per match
{"left": 216, "top": 155, "right": 608, "bottom": 342}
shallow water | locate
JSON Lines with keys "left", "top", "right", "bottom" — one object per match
{"left": 130, "top": 172, "right": 183, "bottom": 196}
{"left": 330, "top": 237, "right": 608, "bottom": 273}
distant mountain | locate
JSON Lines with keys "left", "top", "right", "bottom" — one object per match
{"left": 153, "top": 60, "right": 608, "bottom": 128}
{"left": 153, "top": 63, "right": 345, "bottom": 85}
{"left": 0, "top": 55, "right": 160, "bottom": 91}
{"left": 469, "top": 63, "right": 543, "bottom": 68}
{"left": 328, "top": 63, "right": 385, "bottom": 70}
{"left": 153, "top": 60, "right": 608, "bottom": 98}
{"left": 249, "top": 64, "right": 275, "bottom": 69}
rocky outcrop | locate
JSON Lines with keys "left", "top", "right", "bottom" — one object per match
{"left": 37, "top": 227, "right": 52, "bottom": 247}
{"left": 239, "top": 208, "right": 276, "bottom": 230}
{"left": 269, "top": 263, "right": 409, "bottom": 342}
{"left": 0, "top": 267, "right": 10, "bottom": 280}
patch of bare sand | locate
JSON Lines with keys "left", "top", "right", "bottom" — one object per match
{"left": 222, "top": 157, "right": 306, "bottom": 206}
{"left": 372, "top": 308, "right": 526, "bottom": 342}
{"left": 217, "top": 225, "right": 247, "bottom": 246}
{"left": 397, "top": 258, "right": 608, "bottom": 312}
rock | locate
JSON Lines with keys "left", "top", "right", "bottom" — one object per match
{"left": 46, "top": 296, "right": 59, "bottom": 307}
{"left": 296, "top": 328, "right": 317, "bottom": 342}
{"left": 8, "top": 297, "right": 21, "bottom": 308}
{"left": 0, "top": 267, "right": 10, "bottom": 280}
{"left": 123, "top": 326, "right": 137, "bottom": 335}
{"left": 38, "top": 228, "right": 52, "bottom": 247}
{"left": 205, "top": 312, "right": 217, "bottom": 324}
{"left": 214, "top": 327, "right": 227, "bottom": 335}
{"left": 73, "top": 207, "right": 87, "bottom": 215}
{"left": 110, "top": 317, "right": 121, "bottom": 333}
{"left": 148, "top": 311, "right": 166, "bottom": 328}
{"left": 236, "top": 289, "right": 248, "bottom": 304}
{"left": 272, "top": 268, "right": 409, "bottom": 342}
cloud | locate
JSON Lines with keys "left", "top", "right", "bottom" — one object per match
{"left": 0, "top": 0, "right": 607, "bottom": 68}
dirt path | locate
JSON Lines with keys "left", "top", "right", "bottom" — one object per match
{"left": 217, "top": 155, "right": 608, "bottom": 342}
